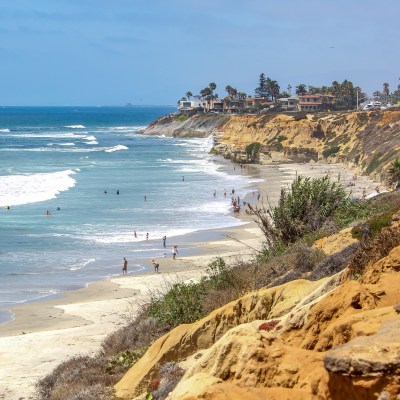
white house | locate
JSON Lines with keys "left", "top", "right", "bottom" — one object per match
{"left": 277, "top": 96, "right": 299, "bottom": 111}
{"left": 178, "top": 95, "right": 205, "bottom": 114}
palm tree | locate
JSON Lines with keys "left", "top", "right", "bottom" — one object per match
{"left": 388, "top": 158, "right": 400, "bottom": 188}
{"left": 296, "top": 84, "right": 307, "bottom": 95}
{"left": 186, "top": 91, "right": 193, "bottom": 100}
{"left": 268, "top": 80, "right": 280, "bottom": 102}
{"left": 383, "top": 83, "right": 389, "bottom": 103}
{"left": 200, "top": 87, "right": 212, "bottom": 99}
{"left": 209, "top": 83, "right": 217, "bottom": 99}
{"left": 331, "top": 81, "right": 340, "bottom": 96}
{"left": 225, "top": 85, "right": 237, "bottom": 99}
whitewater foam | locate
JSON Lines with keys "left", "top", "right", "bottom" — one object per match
{"left": 65, "top": 125, "right": 86, "bottom": 129}
{"left": 0, "top": 169, "right": 77, "bottom": 206}
{"left": 104, "top": 144, "right": 128, "bottom": 152}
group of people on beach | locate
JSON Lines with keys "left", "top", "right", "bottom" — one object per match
{"left": 122, "top": 243, "right": 178, "bottom": 275}
{"left": 118, "top": 170, "right": 258, "bottom": 276}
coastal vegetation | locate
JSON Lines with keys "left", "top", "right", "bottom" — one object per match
{"left": 36, "top": 173, "right": 400, "bottom": 400}
{"left": 181, "top": 73, "right": 400, "bottom": 113}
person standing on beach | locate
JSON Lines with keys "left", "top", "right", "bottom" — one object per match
{"left": 146, "top": 233, "right": 149, "bottom": 240}
{"left": 134, "top": 230, "right": 137, "bottom": 238}
{"left": 172, "top": 245, "right": 178, "bottom": 259}
{"left": 162, "top": 235, "right": 167, "bottom": 248}
{"left": 122, "top": 257, "right": 128, "bottom": 275}
{"left": 152, "top": 259, "right": 159, "bottom": 273}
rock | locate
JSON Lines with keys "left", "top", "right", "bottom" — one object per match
{"left": 324, "top": 319, "right": 400, "bottom": 376}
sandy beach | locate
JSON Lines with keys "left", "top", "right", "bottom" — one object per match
{"left": 0, "top": 161, "right": 383, "bottom": 400}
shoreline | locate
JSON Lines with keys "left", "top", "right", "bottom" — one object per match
{"left": 0, "top": 160, "right": 383, "bottom": 399}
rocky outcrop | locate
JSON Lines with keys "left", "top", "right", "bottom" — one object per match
{"left": 142, "top": 114, "right": 229, "bottom": 138}
{"left": 114, "top": 278, "right": 334, "bottom": 398}
{"left": 115, "top": 221, "right": 400, "bottom": 399}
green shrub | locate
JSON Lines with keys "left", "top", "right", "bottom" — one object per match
{"left": 322, "top": 145, "right": 340, "bottom": 158}
{"left": 205, "top": 257, "right": 238, "bottom": 290}
{"left": 366, "top": 153, "right": 382, "bottom": 174}
{"left": 272, "top": 175, "right": 351, "bottom": 244}
{"left": 106, "top": 348, "right": 148, "bottom": 375}
{"left": 148, "top": 281, "right": 206, "bottom": 327}
{"left": 293, "top": 111, "right": 307, "bottom": 121}
{"left": 245, "top": 142, "right": 262, "bottom": 162}
{"left": 248, "top": 175, "right": 352, "bottom": 245}
{"left": 351, "top": 211, "right": 394, "bottom": 240}
{"left": 175, "top": 113, "right": 190, "bottom": 122}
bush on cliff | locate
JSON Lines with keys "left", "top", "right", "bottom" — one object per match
{"left": 245, "top": 142, "right": 262, "bottom": 162}
{"left": 147, "top": 280, "right": 206, "bottom": 327}
{"left": 249, "top": 175, "right": 352, "bottom": 246}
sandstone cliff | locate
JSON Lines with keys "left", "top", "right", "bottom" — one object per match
{"left": 115, "top": 215, "right": 400, "bottom": 400}
{"left": 142, "top": 110, "right": 400, "bottom": 181}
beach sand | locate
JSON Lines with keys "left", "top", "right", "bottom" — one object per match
{"left": 0, "top": 161, "right": 383, "bottom": 400}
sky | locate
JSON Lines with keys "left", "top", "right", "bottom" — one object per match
{"left": 0, "top": 0, "right": 399, "bottom": 106}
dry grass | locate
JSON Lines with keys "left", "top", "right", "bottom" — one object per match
{"left": 36, "top": 356, "right": 116, "bottom": 400}
{"left": 348, "top": 216, "right": 400, "bottom": 278}
{"left": 150, "top": 362, "right": 185, "bottom": 400}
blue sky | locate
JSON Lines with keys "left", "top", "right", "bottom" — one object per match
{"left": 0, "top": 0, "right": 399, "bottom": 105}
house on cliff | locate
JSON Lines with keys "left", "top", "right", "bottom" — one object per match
{"left": 204, "top": 96, "right": 275, "bottom": 113}
{"left": 277, "top": 95, "right": 299, "bottom": 111}
{"left": 178, "top": 96, "right": 205, "bottom": 114}
{"left": 298, "top": 93, "right": 335, "bottom": 111}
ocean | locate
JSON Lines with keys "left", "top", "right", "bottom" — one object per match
{"left": 0, "top": 106, "right": 259, "bottom": 324}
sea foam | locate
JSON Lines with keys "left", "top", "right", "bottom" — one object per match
{"left": 104, "top": 144, "right": 128, "bottom": 152}
{"left": 0, "top": 169, "right": 77, "bottom": 206}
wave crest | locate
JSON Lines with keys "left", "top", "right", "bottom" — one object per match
{"left": 105, "top": 145, "right": 128, "bottom": 152}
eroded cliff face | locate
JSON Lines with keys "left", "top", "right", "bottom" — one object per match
{"left": 115, "top": 216, "right": 400, "bottom": 400}
{"left": 214, "top": 111, "right": 400, "bottom": 179}
{"left": 142, "top": 110, "right": 400, "bottom": 180}
{"left": 142, "top": 114, "right": 229, "bottom": 138}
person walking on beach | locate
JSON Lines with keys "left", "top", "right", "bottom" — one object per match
{"left": 152, "top": 259, "right": 159, "bottom": 273}
{"left": 162, "top": 235, "right": 167, "bottom": 248}
{"left": 122, "top": 257, "right": 128, "bottom": 275}
{"left": 172, "top": 245, "right": 178, "bottom": 260}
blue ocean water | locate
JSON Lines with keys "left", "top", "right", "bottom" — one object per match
{"left": 0, "top": 106, "right": 259, "bottom": 322}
